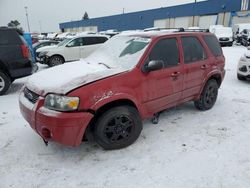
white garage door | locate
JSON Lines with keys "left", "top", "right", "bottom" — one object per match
{"left": 232, "top": 16, "right": 250, "bottom": 25}
{"left": 199, "top": 15, "right": 217, "bottom": 29}
{"left": 154, "top": 19, "right": 170, "bottom": 28}
{"left": 174, "top": 17, "right": 189, "bottom": 29}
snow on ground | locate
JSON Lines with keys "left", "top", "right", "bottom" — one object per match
{"left": 0, "top": 46, "right": 250, "bottom": 188}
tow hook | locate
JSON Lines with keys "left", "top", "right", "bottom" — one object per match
{"left": 43, "top": 139, "right": 48, "bottom": 146}
{"left": 151, "top": 113, "right": 160, "bottom": 124}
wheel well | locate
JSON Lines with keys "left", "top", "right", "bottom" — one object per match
{"left": 95, "top": 99, "right": 137, "bottom": 116}
{"left": 209, "top": 74, "right": 222, "bottom": 86}
{"left": 0, "top": 61, "right": 12, "bottom": 79}
{"left": 84, "top": 99, "right": 138, "bottom": 141}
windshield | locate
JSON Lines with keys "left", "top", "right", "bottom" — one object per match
{"left": 57, "top": 38, "right": 71, "bottom": 47}
{"left": 239, "top": 25, "right": 250, "bottom": 33}
{"left": 85, "top": 35, "right": 151, "bottom": 69}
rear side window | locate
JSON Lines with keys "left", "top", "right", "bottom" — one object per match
{"left": 203, "top": 35, "right": 222, "bottom": 57}
{"left": 84, "top": 37, "right": 108, "bottom": 45}
{"left": 148, "top": 38, "right": 179, "bottom": 67}
{"left": 181, "top": 36, "right": 207, "bottom": 63}
{"left": 97, "top": 37, "right": 108, "bottom": 44}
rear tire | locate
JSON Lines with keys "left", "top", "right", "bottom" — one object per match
{"left": 48, "top": 55, "right": 64, "bottom": 67}
{"left": 237, "top": 74, "right": 246, "bottom": 81}
{"left": 0, "top": 71, "right": 11, "bottom": 95}
{"left": 194, "top": 79, "right": 219, "bottom": 111}
{"left": 94, "top": 106, "right": 142, "bottom": 150}
{"left": 228, "top": 42, "right": 233, "bottom": 47}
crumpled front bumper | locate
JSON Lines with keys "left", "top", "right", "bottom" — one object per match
{"left": 19, "top": 91, "right": 94, "bottom": 147}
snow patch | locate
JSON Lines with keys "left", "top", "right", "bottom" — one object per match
{"left": 26, "top": 60, "right": 128, "bottom": 96}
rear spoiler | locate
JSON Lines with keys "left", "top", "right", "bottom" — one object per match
{"left": 0, "top": 26, "right": 24, "bottom": 35}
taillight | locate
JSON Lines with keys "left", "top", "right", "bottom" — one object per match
{"left": 21, "top": 44, "right": 30, "bottom": 58}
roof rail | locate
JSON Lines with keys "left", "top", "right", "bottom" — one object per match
{"left": 185, "top": 29, "right": 210, "bottom": 32}
{"left": 144, "top": 27, "right": 185, "bottom": 32}
{"left": 143, "top": 27, "right": 210, "bottom": 33}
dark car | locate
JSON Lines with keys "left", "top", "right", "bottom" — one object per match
{"left": 240, "top": 29, "right": 250, "bottom": 46}
{"left": 0, "top": 27, "right": 36, "bottom": 95}
{"left": 20, "top": 29, "right": 225, "bottom": 150}
{"left": 32, "top": 40, "right": 59, "bottom": 61}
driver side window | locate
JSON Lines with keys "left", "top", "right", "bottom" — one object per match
{"left": 67, "top": 38, "right": 84, "bottom": 47}
{"left": 148, "top": 38, "right": 179, "bottom": 68}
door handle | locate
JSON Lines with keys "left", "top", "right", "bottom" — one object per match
{"left": 171, "top": 72, "right": 180, "bottom": 77}
{"left": 201, "top": 64, "right": 209, "bottom": 69}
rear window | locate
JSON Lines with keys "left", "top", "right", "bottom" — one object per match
{"left": 0, "top": 30, "right": 20, "bottom": 45}
{"left": 203, "top": 35, "right": 222, "bottom": 57}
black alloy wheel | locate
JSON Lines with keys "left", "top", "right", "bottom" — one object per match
{"left": 194, "top": 79, "right": 219, "bottom": 111}
{"left": 94, "top": 106, "right": 142, "bottom": 150}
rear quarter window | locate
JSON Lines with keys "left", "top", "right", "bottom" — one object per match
{"left": 0, "top": 30, "right": 21, "bottom": 45}
{"left": 203, "top": 35, "right": 222, "bottom": 57}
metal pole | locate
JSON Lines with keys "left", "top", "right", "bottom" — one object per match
{"left": 24, "top": 6, "right": 31, "bottom": 33}
{"left": 39, "top": 20, "right": 42, "bottom": 33}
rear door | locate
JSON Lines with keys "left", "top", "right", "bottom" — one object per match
{"left": 181, "top": 36, "right": 209, "bottom": 99}
{"left": 80, "top": 37, "right": 107, "bottom": 58}
{"left": 140, "top": 37, "right": 184, "bottom": 113}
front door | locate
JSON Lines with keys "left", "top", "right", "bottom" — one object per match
{"left": 64, "top": 37, "right": 82, "bottom": 61}
{"left": 140, "top": 37, "right": 184, "bottom": 114}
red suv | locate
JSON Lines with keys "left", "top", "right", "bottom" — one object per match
{"left": 19, "top": 30, "right": 225, "bottom": 150}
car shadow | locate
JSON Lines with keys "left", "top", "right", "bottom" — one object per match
{"left": 6, "top": 81, "right": 26, "bottom": 95}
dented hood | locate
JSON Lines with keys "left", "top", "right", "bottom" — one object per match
{"left": 26, "top": 60, "right": 127, "bottom": 96}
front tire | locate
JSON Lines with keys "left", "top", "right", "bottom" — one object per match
{"left": 228, "top": 42, "right": 233, "bottom": 47}
{"left": 48, "top": 55, "right": 64, "bottom": 67}
{"left": 94, "top": 106, "right": 142, "bottom": 150}
{"left": 237, "top": 74, "right": 246, "bottom": 81}
{"left": 0, "top": 71, "right": 11, "bottom": 95}
{"left": 194, "top": 79, "right": 219, "bottom": 111}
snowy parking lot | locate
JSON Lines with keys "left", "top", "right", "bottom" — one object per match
{"left": 0, "top": 46, "right": 250, "bottom": 188}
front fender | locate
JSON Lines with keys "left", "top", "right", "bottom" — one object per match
{"left": 90, "top": 92, "right": 148, "bottom": 119}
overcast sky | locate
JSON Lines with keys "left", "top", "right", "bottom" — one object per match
{"left": 0, "top": 0, "right": 203, "bottom": 32}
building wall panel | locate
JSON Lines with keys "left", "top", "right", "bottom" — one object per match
{"left": 199, "top": 15, "right": 217, "bottom": 29}
{"left": 59, "top": 0, "right": 244, "bottom": 31}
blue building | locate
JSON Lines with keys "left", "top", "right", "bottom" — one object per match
{"left": 59, "top": 0, "right": 250, "bottom": 32}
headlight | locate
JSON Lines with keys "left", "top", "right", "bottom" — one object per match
{"left": 39, "top": 51, "right": 48, "bottom": 57}
{"left": 44, "top": 94, "right": 80, "bottom": 112}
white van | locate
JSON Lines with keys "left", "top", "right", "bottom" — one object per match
{"left": 210, "top": 26, "right": 233, "bottom": 46}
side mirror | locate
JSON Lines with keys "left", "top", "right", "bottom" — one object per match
{"left": 143, "top": 60, "right": 164, "bottom": 73}
{"left": 247, "top": 46, "right": 250, "bottom": 50}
